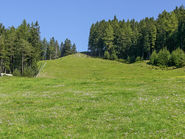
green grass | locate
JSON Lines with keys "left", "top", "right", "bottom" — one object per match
{"left": 0, "top": 53, "right": 185, "bottom": 138}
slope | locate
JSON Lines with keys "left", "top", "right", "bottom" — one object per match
{"left": 0, "top": 53, "right": 185, "bottom": 138}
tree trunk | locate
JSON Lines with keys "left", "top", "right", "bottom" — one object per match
{"left": 0, "top": 59, "right": 2, "bottom": 75}
{"left": 22, "top": 53, "right": 24, "bottom": 74}
{"left": 56, "top": 46, "right": 57, "bottom": 59}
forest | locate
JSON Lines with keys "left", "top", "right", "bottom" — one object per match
{"left": 88, "top": 6, "right": 185, "bottom": 67}
{"left": 0, "top": 20, "right": 77, "bottom": 76}
{"left": 1, "top": 5, "right": 185, "bottom": 77}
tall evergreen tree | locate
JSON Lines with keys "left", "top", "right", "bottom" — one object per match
{"left": 0, "top": 35, "right": 6, "bottom": 73}
{"left": 41, "top": 38, "right": 48, "bottom": 60}
{"left": 102, "top": 23, "right": 115, "bottom": 58}
{"left": 60, "top": 42, "right": 64, "bottom": 57}
{"left": 55, "top": 40, "right": 60, "bottom": 59}
{"left": 71, "top": 43, "right": 77, "bottom": 54}
{"left": 63, "top": 39, "right": 72, "bottom": 56}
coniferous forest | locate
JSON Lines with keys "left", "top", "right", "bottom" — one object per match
{"left": 0, "top": 6, "right": 185, "bottom": 77}
{"left": 88, "top": 6, "right": 185, "bottom": 67}
{"left": 0, "top": 20, "right": 77, "bottom": 76}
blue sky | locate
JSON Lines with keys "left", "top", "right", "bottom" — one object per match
{"left": 0, "top": 0, "right": 184, "bottom": 51}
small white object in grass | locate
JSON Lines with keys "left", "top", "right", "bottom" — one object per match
{"left": 0, "top": 73, "right": 13, "bottom": 77}
{"left": 53, "top": 84, "right": 65, "bottom": 87}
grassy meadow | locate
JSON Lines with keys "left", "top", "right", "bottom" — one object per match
{"left": 0, "top": 54, "right": 185, "bottom": 138}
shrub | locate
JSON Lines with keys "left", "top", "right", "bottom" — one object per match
{"left": 104, "top": 51, "right": 110, "bottom": 59}
{"left": 157, "top": 48, "right": 171, "bottom": 67}
{"left": 13, "top": 69, "right": 21, "bottom": 76}
{"left": 150, "top": 50, "right": 158, "bottom": 65}
{"left": 22, "top": 66, "right": 36, "bottom": 77}
{"left": 170, "top": 48, "right": 185, "bottom": 68}
{"left": 117, "top": 59, "right": 127, "bottom": 63}
{"left": 135, "top": 56, "right": 142, "bottom": 62}
{"left": 110, "top": 50, "right": 118, "bottom": 60}
{"left": 127, "top": 56, "right": 131, "bottom": 63}
{"left": 32, "top": 64, "right": 39, "bottom": 76}
{"left": 127, "top": 56, "right": 135, "bottom": 63}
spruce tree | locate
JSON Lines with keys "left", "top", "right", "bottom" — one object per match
{"left": 71, "top": 43, "right": 77, "bottom": 54}
{"left": 60, "top": 42, "right": 64, "bottom": 57}
{"left": 63, "top": 39, "right": 72, "bottom": 56}
{"left": 102, "top": 23, "right": 114, "bottom": 58}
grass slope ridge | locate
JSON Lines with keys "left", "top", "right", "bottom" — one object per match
{"left": 0, "top": 53, "right": 185, "bottom": 138}
{"left": 38, "top": 53, "right": 180, "bottom": 80}
{"left": 38, "top": 53, "right": 129, "bottom": 80}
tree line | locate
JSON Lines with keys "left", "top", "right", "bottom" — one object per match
{"left": 0, "top": 20, "right": 77, "bottom": 76}
{"left": 88, "top": 5, "right": 185, "bottom": 65}
{"left": 41, "top": 37, "right": 77, "bottom": 60}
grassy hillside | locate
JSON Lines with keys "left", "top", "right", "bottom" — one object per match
{"left": 0, "top": 53, "right": 185, "bottom": 138}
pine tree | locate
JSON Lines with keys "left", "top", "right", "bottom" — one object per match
{"left": 63, "top": 39, "right": 72, "bottom": 56}
{"left": 29, "top": 21, "right": 41, "bottom": 61}
{"left": 60, "top": 42, "right": 64, "bottom": 57}
{"left": 102, "top": 23, "right": 114, "bottom": 58}
{"left": 156, "top": 11, "right": 178, "bottom": 51}
{"left": 18, "top": 39, "right": 33, "bottom": 74}
{"left": 4, "top": 27, "right": 16, "bottom": 73}
{"left": 55, "top": 40, "right": 60, "bottom": 59}
{"left": 48, "top": 37, "right": 56, "bottom": 60}
{"left": 175, "top": 6, "right": 185, "bottom": 50}
{"left": 41, "top": 38, "right": 48, "bottom": 60}
{"left": 71, "top": 43, "right": 77, "bottom": 54}
{"left": 0, "top": 35, "right": 6, "bottom": 73}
